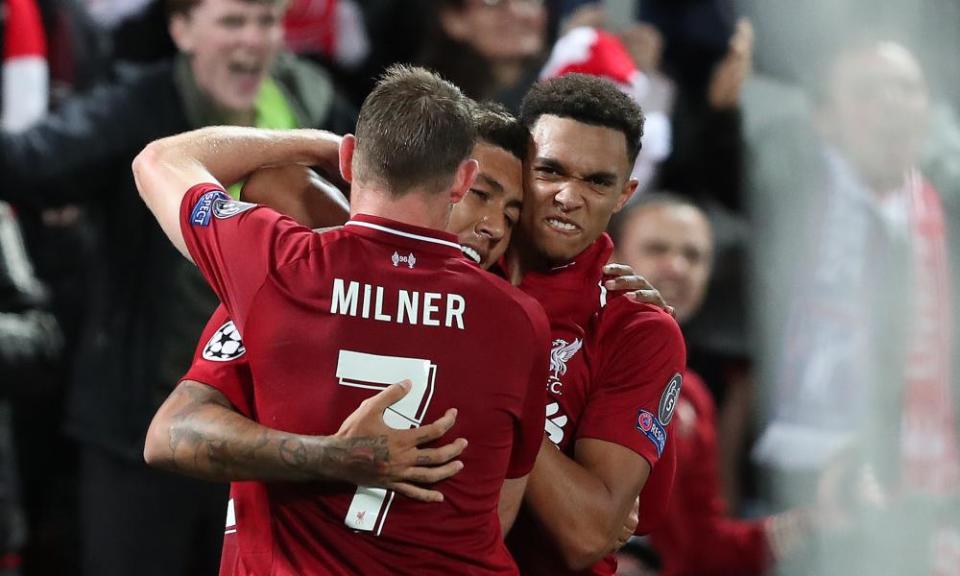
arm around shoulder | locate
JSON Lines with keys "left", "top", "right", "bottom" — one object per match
{"left": 145, "top": 379, "right": 470, "bottom": 502}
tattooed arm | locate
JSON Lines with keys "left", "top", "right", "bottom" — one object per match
{"left": 144, "top": 380, "right": 468, "bottom": 502}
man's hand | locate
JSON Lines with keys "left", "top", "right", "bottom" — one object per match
{"left": 707, "top": 18, "right": 753, "bottom": 110}
{"left": 620, "top": 23, "right": 663, "bottom": 73}
{"left": 611, "top": 496, "right": 640, "bottom": 553}
{"left": 145, "top": 379, "right": 467, "bottom": 503}
{"left": 603, "top": 263, "right": 675, "bottom": 316}
{"left": 333, "top": 381, "right": 468, "bottom": 502}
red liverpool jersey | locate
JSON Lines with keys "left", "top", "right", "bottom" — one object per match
{"left": 179, "top": 184, "right": 551, "bottom": 576}
{"left": 181, "top": 306, "right": 253, "bottom": 576}
{"left": 505, "top": 235, "right": 686, "bottom": 576}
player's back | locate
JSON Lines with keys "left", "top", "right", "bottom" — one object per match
{"left": 235, "top": 214, "right": 549, "bottom": 575}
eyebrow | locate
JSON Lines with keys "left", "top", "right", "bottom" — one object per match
{"left": 534, "top": 156, "right": 618, "bottom": 184}
{"left": 476, "top": 173, "right": 504, "bottom": 194}
{"left": 533, "top": 157, "right": 565, "bottom": 172}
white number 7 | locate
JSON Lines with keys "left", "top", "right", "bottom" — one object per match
{"left": 335, "top": 350, "right": 438, "bottom": 535}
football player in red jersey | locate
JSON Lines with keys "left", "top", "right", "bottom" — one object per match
{"left": 501, "top": 73, "right": 685, "bottom": 576}
{"left": 135, "top": 66, "right": 553, "bottom": 575}
{"left": 145, "top": 102, "right": 538, "bottom": 576}
{"left": 140, "top": 77, "right": 679, "bottom": 574}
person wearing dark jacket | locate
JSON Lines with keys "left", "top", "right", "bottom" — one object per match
{"left": 0, "top": 201, "right": 62, "bottom": 576}
{"left": 0, "top": 0, "right": 355, "bottom": 572}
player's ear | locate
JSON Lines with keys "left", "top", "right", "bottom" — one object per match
{"left": 339, "top": 134, "right": 356, "bottom": 184}
{"left": 613, "top": 178, "right": 640, "bottom": 213}
{"left": 449, "top": 158, "right": 479, "bottom": 205}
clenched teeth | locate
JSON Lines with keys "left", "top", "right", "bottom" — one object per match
{"left": 460, "top": 245, "right": 481, "bottom": 264}
{"left": 546, "top": 218, "right": 577, "bottom": 232}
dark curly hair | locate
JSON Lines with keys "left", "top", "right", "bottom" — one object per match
{"left": 520, "top": 73, "right": 645, "bottom": 164}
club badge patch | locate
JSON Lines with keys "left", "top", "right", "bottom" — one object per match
{"left": 636, "top": 409, "right": 667, "bottom": 457}
{"left": 213, "top": 196, "right": 256, "bottom": 220}
{"left": 202, "top": 320, "right": 246, "bottom": 362}
{"left": 658, "top": 373, "right": 683, "bottom": 425}
{"left": 190, "top": 190, "right": 228, "bottom": 227}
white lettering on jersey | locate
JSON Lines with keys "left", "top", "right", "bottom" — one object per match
{"left": 331, "top": 279, "right": 359, "bottom": 316}
{"left": 330, "top": 278, "right": 466, "bottom": 330}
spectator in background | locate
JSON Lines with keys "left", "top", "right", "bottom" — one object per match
{"left": 750, "top": 39, "right": 960, "bottom": 575}
{"left": 0, "top": 203, "right": 63, "bottom": 576}
{"left": 419, "top": 0, "right": 548, "bottom": 110}
{"left": 0, "top": 0, "right": 355, "bottom": 573}
{"left": 2, "top": 0, "right": 49, "bottom": 132}
{"left": 610, "top": 193, "right": 811, "bottom": 576}
{"left": 0, "top": 3, "right": 70, "bottom": 573}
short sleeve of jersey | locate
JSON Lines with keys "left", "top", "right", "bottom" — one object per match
{"left": 181, "top": 304, "right": 255, "bottom": 417}
{"left": 507, "top": 300, "right": 551, "bottom": 478}
{"left": 579, "top": 300, "right": 686, "bottom": 468}
{"left": 179, "top": 183, "right": 314, "bottom": 329}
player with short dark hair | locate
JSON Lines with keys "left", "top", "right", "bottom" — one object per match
{"left": 134, "top": 65, "right": 552, "bottom": 575}
{"left": 503, "top": 73, "right": 684, "bottom": 575}
{"left": 520, "top": 72, "right": 645, "bottom": 166}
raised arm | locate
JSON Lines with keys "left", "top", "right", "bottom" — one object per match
{"left": 239, "top": 164, "right": 349, "bottom": 228}
{"left": 132, "top": 126, "right": 342, "bottom": 259}
{"left": 145, "top": 379, "right": 468, "bottom": 502}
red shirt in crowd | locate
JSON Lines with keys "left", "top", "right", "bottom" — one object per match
{"left": 505, "top": 235, "right": 686, "bottom": 576}
{"left": 179, "top": 184, "right": 550, "bottom": 576}
{"left": 649, "top": 369, "right": 771, "bottom": 576}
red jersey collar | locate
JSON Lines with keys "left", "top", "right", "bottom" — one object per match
{"left": 498, "top": 234, "right": 615, "bottom": 286}
{"left": 501, "top": 234, "right": 615, "bottom": 326}
{"left": 344, "top": 213, "right": 463, "bottom": 257}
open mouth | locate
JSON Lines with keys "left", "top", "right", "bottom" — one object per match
{"left": 460, "top": 245, "right": 482, "bottom": 264}
{"left": 545, "top": 217, "right": 580, "bottom": 233}
{"left": 228, "top": 61, "right": 264, "bottom": 75}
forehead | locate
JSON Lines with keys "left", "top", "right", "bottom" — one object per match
{"left": 191, "top": 0, "right": 283, "bottom": 15}
{"left": 629, "top": 205, "right": 712, "bottom": 248}
{"left": 830, "top": 44, "right": 926, "bottom": 96}
{"left": 529, "top": 114, "right": 630, "bottom": 175}
{"left": 472, "top": 141, "right": 523, "bottom": 202}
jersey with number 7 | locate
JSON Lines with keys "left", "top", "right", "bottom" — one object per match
{"left": 179, "top": 185, "right": 551, "bottom": 575}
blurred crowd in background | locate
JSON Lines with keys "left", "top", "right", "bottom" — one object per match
{"left": 1, "top": 0, "right": 960, "bottom": 574}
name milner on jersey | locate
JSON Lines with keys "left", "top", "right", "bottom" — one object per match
{"left": 330, "top": 278, "right": 466, "bottom": 330}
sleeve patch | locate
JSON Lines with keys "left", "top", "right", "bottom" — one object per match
{"left": 201, "top": 320, "right": 246, "bottom": 362}
{"left": 658, "top": 372, "right": 683, "bottom": 425}
{"left": 636, "top": 409, "right": 667, "bottom": 457}
{"left": 213, "top": 197, "right": 257, "bottom": 220}
{"left": 190, "top": 190, "right": 229, "bottom": 227}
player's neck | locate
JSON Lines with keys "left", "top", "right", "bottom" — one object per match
{"left": 504, "top": 234, "right": 568, "bottom": 286}
{"left": 349, "top": 187, "right": 451, "bottom": 231}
